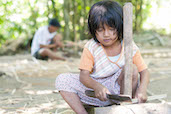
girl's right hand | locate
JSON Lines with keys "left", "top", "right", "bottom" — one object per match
{"left": 94, "top": 83, "right": 111, "bottom": 101}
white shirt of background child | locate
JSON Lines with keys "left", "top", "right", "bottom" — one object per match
{"left": 31, "top": 26, "right": 57, "bottom": 55}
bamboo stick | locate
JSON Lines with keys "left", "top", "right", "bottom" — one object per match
{"left": 123, "top": 3, "right": 133, "bottom": 97}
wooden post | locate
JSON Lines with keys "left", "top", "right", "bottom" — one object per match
{"left": 91, "top": 103, "right": 171, "bottom": 114}
{"left": 123, "top": 3, "right": 133, "bottom": 97}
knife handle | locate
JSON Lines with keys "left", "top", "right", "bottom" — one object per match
{"left": 85, "top": 90, "right": 110, "bottom": 98}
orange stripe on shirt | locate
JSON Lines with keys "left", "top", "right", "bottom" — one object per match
{"left": 79, "top": 47, "right": 94, "bottom": 72}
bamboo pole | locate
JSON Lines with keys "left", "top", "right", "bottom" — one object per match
{"left": 123, "top": 3, "right": 133, "bottom": 97}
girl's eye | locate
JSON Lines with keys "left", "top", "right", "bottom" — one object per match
{"left": 109, "top": 28, "right": 115, "bottom": 31}
{"left": 97, "top": 29, "right": 103, "bottom": 32}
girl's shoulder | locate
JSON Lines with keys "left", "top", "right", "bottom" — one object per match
{"left": 84, "top": 38, "right": 101, "bottom": 54}
{"left": 132, "top": 41, "right": 140, "bottom": 56}
{"left": 84, "top": 38, "right": 100, "bottom": 49}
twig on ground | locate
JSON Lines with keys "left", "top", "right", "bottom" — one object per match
{"left": 11, "top": 89, "right": 16, "bottom": 95}
{"left": 10, "top": 67, "right": 32, "bottom": 89}
{"left": 147, "top": 89, "right": 166, "bottom": 102}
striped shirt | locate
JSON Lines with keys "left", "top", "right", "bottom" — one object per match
{"left": 79, "top": 38, "right": 147, "bottom": 78}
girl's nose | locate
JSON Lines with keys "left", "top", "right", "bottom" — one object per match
{"left": 103, "top": 30, "right": 110, "bottom": 36}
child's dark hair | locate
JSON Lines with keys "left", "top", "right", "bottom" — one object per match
{"left": 49, "top": 18, "right": 61, "bottom": 27}
{"left": 88, "top": 1, "right": 123, "bottom": 42}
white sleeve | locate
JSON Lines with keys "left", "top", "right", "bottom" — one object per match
{"left": 34, "top": 29, "right": 46, "bottom": 45}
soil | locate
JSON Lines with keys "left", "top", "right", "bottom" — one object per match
{"left": 0, "top": 47, "right": 171, "bottom": 114}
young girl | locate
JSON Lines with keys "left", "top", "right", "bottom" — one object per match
{"left": 55, "top": 1, "right": 150, "bottom": 114}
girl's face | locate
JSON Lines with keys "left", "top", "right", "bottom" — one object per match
{"left": 95, "top": 24, "right": 118, "bottom": 47}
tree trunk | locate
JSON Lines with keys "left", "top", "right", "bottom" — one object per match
{"left": 72, "top": 0, "right": 77, "bottom": 51}
{"left": 83, "top": 0, "right": 86, "bottom": 40}
{"left": 47, "top": 0, "right": 50, "bottom": 21}
{"left": 134, "top": 0, "right": 138, "bottom": 32}
{"left": 27, "top": 0, "right": 38, "bottom": 29}
{"left": 139, "top": 0, "right": 143, "bottom": 30}
{"left": 51, "top": 0, "right": 57, "bottom": 18}
{"left": 63, "top": 0, "right": 70, "bottom": 40}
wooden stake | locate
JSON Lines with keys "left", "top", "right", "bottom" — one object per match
{"left": 123, "top": 3, "right": 133, "bottom": 97}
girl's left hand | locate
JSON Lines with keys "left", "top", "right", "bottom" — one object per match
{"left": 135, "top": 89, "right": 147, "bottom": 103}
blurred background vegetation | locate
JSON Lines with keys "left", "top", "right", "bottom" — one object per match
{"left": 0, "top": 0, "right": 171, "bottom": 55}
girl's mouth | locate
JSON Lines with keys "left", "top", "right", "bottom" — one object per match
{"left": 103, "top": 39, "right": 111, "bottom": 42}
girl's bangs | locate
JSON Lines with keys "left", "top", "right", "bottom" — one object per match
{"left": 95, "top": 15, "right": 116, "bottom": 30}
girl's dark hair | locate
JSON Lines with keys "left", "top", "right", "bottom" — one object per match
{"left": 88, "top": 1, "right": 123, "bottom": 42}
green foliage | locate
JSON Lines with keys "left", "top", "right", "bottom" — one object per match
{"left": 0, "top": 0, "right": 164, "bottom": 49}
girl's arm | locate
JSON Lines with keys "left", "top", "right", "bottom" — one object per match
{"left": 80, "top": 69, "right": 111, "bottom": 101}
{"left": 136, "top": 69, "right": 150, "bottom": 103}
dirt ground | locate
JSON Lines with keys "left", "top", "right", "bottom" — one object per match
{"left": 0, "top": 47, "right": 171, "bottom": 114}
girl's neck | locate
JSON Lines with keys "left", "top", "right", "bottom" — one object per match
{"left": 103, "top": 40, "right": 122, "bottom": 56}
